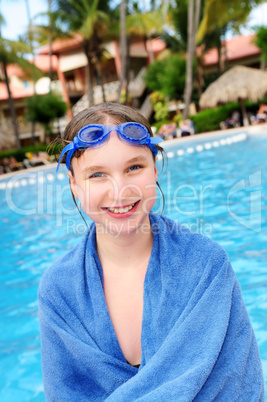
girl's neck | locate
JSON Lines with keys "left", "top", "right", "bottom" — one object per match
{"left": 95, "top": 217, "right": 153, "bottom": 272}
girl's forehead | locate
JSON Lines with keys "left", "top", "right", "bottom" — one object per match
{"left": 73, "top": 132, "right": 153, "bottom": 171}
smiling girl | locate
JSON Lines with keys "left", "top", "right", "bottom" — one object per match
{"left": 38, "top": 103, "right": 264, "bottom": 401}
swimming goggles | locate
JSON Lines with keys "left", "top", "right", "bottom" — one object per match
{"left": 57, "top": 122, "right": 164, "bottom": 171}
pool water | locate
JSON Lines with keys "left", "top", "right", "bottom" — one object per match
{"left": 0, "top": 130, "right": 266, "bottom": 400}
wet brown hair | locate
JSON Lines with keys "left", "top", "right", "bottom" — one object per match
{"left": 51, "top": 102, "right": 166, "bottom": 223}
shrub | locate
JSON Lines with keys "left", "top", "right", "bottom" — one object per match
{"left": 25, "top": 93, "right": 67, "bottom": 135}
{"left": 145, "top": 55, "right": 187, "bottom": 100}
{"left": 0, "top": 144, "right": 58, "bottom": 163}
{"left": 190, "top": 98, "right": 267, "bottom": 133}
{"left": 189, "top": 103, "right": 239, "bottom": 133}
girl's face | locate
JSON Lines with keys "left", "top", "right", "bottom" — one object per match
{"left": 68, "top": 130, "right": 158, "bottom": 237}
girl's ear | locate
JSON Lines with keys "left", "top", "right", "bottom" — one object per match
{"left": 67, "top": 171, "right": 80, "bottom": 200}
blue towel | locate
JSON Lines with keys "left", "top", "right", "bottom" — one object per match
{"left": 38, "top": 213, "right": 264, "bottom": 401}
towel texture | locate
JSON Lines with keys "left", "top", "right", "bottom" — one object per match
{"left": 38, "top": 213, "right": 264, "bottom": 401}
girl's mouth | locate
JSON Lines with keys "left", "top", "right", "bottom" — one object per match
{"left": 102, "top": 201, "right": 140, "bottom": 218}
{"left": 107, "top": 202, "right": 137, "bottom": 214}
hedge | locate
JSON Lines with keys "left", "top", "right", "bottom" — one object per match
{"left": 189, "top": 103, "right": 239, "bottom": 133}
{"left": 189, "top": 98, "right": 267, "bottom": 134}
{"left": 0, "top": 144, "right": 50, "bottom": 162}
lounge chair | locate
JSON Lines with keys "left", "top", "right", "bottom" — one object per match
{"left": 157, "top": 123, "right": 177, "bottom": 140}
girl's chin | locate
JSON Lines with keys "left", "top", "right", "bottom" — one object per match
{"left": 95, "top": 215, "right": 151, "bottom": 238}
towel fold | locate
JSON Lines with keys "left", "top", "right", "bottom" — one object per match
{"left": 38, "top": 213, "right": 264, "bottom": 401}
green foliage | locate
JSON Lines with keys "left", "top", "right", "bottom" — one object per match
{"left": 145, "top": 55, "right": 186, "bottom": 100}
{"left": 170, "top": 0, "right": 188, "bottom": 49}
{"left": 52, "top": 0, "right": 110, "bottom": 41}
{"left": 197, "top": 0, "right": 264, "bottom": 42}
{"left": 150, "top": 91, "right": 169, "bottom": 122}
{"left": 0, "top": 37, "right": 42, "bottom": 80}
{"left": 25, "top": 93, "right": 67, "bottom": 133}
{"left": 120, "top": 89, "right": 131, "bottom": 105}
{"left": 190, "top": 98, "right": 267, "bottom": 133}
{"left": 153, "top": 102, "right": 169, "bottom": 122}
{"left": 255, "top": 26, "right": 267, "bottom": 63}
{"left": 126, "top": 9, "right": 164, "bottom": 37}
{"left": 189, "top": 103, "right": 238, "bottom": 133}
{"left": 0, "top": 145, "right": 48, "bottom": 163}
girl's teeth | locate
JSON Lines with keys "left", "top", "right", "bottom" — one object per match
{"left": 107, "top": 203, "right": 136, "bottom": 214}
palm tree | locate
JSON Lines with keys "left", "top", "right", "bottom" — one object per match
{"left": 197, "top": 0, "right": 265, "bottom": 74}
{"left": 0, "top": 33, "right": 41, "bottom": 148}
{"left": 24, "top": 0, "right": 39, "bottom": 145}
{"left": 126, "top": 8, "right": 166, "bottom": 64}
{"left": 52, "top": 0, "right": 111, "bottom": 107}
{"left": 122, "top": 5, "right": 166, "bottom": 105}
{"left": 198, "top": 0, "right": 265, "bottom": 42}
{"left": 183, "top": 0, "right": 201, "bottom": 119}
{"left": 117, "top": 0, "right": 127, "bottom": 103}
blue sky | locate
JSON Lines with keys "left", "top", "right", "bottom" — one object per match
{"left": 1, "top": 0, "right": 267, "bottom": 41}
{"left": 1, "top": 0, "right": 48, "bottom": 39}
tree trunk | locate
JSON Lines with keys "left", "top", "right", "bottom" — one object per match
{"left": 147, "top": 36, "right": 155, "bottom": 64}
{"left": 84, "top": 51, "right": 94, "bottom": 107}
{"left": 216, "top": 38, "right": 222, "bottom": 75}
{"left": 183, "top": 0, "right": 194, "bottom": 119}
{"left": 196, "top": 59, "right": 204, "bottom": 98}
{"left": 96, "top": 55, "right": 106, "bottom": 103}
{"left": 125, "top": 36, "right": 130, "bottom": 105}
{"left": 48, "top": 0, "right": 53, "bottom": 87}
{"left": 183, "top": 0, "right": 202, "bottom": 119}
{"left": 117, "top": 0, "right": 127, "bottom": 103}
{"left": 25, "top": 0, "right": 37, "bottom": 145}
{"left": 3, "top": 62, "right": 21, "bottom": 148}
{"left": 194, "top": 0, "right": 201, "bottom": 39}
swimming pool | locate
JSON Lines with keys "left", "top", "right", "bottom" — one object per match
{"left": 0, "top": 127, "right": 266, "bottom": 400}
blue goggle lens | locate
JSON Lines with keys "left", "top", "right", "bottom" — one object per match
{"left": 123, "top": 124, "right": 146, "bottom": 140}
{"left": 79, "top": 126, "right": 105, "bottom": 143}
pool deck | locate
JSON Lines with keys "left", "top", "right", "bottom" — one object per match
{"left": 1, "top": 122, "right": 267, "bottom": 181}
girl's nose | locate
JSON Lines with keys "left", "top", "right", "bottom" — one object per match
{"left": 107, "top": 174, "right": 141, "bottom": 203}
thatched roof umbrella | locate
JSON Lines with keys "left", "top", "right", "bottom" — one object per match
{"left": 199, "top": 66, "right": 267, "bottom": 125}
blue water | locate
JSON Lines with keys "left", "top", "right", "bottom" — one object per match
{"left": 0, "top": 130, "right": 266, "bottom": 400}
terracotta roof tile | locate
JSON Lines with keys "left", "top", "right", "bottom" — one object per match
{"left": 203, "top": 34, "right": 260, "bottom": 66}
{"left": 38, "top": 34, "right": 83, "bottom": 55}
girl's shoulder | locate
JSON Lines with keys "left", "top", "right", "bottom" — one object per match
{"left": 150, "top": 212, "right": 229, "bottom": 269}
{"left": 38, "top": 226, "right": 94, "bottom": 300}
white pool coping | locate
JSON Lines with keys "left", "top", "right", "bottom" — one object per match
{"left": 161, "top": 122, "right": 267, "bottom": 149}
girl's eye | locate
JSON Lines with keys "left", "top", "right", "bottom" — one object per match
{"left": 128, "top": 164, "right": 142, "bottom": 172}
{"left": 89, "top": 172, "right": 105, "bottom": 178}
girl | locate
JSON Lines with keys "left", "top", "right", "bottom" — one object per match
{"left": 38, "top": 103, "right": 264, "bottom": 401}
